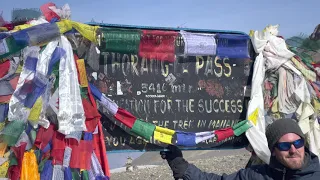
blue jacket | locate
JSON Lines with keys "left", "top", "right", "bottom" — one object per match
{"left": 182, "top": 149, "right": 320, "bottom": 180}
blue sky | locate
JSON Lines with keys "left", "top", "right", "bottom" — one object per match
{"left": 1, "top": 0, "right": 319, "bottom": 37}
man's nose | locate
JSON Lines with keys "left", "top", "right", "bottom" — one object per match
{"left": 289, "top": 144, "right": 297, "bottom": 153}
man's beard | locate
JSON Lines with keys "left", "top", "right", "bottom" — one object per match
{"left": 278, "top": 152, "right": 304, "bottom": 170}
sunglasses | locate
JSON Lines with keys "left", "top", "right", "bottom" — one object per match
{"left": 276, "top": 139, "right": 304, "bottom": 151}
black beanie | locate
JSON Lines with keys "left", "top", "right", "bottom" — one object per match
{"left": 265, "top": 118, "right": 305, "bottom": 151}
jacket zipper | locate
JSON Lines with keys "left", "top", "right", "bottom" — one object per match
{"left": 282, "top": 168, "right": 286, "bottom": 180}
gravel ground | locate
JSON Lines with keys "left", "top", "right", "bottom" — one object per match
{"left": 111, "top": 153, "right": 251, "bottom": 180}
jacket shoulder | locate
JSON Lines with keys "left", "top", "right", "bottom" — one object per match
{"left": 183, "top": 163, "right": 272, "bottom": 180}
{"left": 240, "top": 164, "right": 273, "bottom": 179}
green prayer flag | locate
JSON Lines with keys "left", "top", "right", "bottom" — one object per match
{"left": 130, "top": 119, "right": 155, "bottom": 140}
{"left": 34, "top": 149, "right": 41, "bottom": 164}
{"left": 232, "top": 120, "right": 248, "bottom": 130}
{"left": 100, "top": 28, "right": 141, "bottom": 54}
{"left": 80, "top": 87, "right": 89, "bottom": 100}
{"left": 0, "top": 36, "right": 26, "bottom": 60}
{"left": 0, "top": 120, "right": 25, "bottom": 146}
{"left": 233, "top": 121, "right": 251, "bottom": 136}
{"left": 72, "top": 169, "right": 81, "bottom": 180}
{"left": 81, "top": 170, "right": 89, "bottom": 180}
{"left": 286, "top": 35, "right": 320, "bottom": 69}
{"left": 272, "top": 84, "right": 278, "bottom": 97}
{"left": 9, "top": 153, "right": 18, "bottom": 167}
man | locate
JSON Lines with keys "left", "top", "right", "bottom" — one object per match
{"left": 161, "top": 118, "right": 320, "bottom": 179}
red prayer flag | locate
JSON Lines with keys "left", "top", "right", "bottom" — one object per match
{"left": 114, "top": 108, "right": 136, "bottom": 128}
{"left": 82, "top": 98, "right": 100, "bottom": 132}
{"left": 94, "top": 121, "right": 110, "bottom": 177}
{"left": 51, "top": 130, "right": 66, "bottom": 165}
{"left": 69, "top": 140, "right": 93, "bottom": 170}
{"left": 139, "top": 30, "right": 178, "bottom": 62}
{"left": 9, "top": 75, "right": 19, "bottom": 89}
{"left": 312, "top": 63, "right": 320, "bottom": 68}
{"left": 0, "top": 60, "right": 10, "bottom": 78}
{"left": 40, "top": 3, "right": 61, "bottom": 22}
{"left": 34, "top": 124, "right": 55, "bottom": 150}
{"left": 83, "top": 83, "right": 102, "bottom": 132}
{"left": 88, "top": 81, "right": 110, "bottom": 176}
{"left": 2, "top": 23, "right": 14, "bottom": 31}
{"left": 0, "top": 75, "right": 19, "bottom": 103}
{"left": 0, "top": 95, "right": 11, "bottom": 103}
{"left": 214, "top": 128, "right": 234, "bottom": 142}
{"left": 9, "top": 142, "right": 27, "bottom": 180}
{"left": 8, "top": 166, "right": 20, "bottom": 180}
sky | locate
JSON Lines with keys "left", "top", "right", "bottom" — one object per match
{"left": 1, "top": 0, "right": 319, "bottom": 38}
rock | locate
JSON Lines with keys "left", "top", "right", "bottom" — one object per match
{"left": 126, "top": 166, "right": 133, "bottom": 172}
{"left": 310, "top": 24, "right": 320, "bottom": 41}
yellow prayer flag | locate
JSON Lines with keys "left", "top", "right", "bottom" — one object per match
{"left": 70, "top": 21, "right": 99, "bottom": 43}
{"left": 21, "top": 150, "right": 40, "bottom": 180}
{"left": 28, "top": 97, "right": 43, "bottom": 122}
{"left": 15, "top": 65, "right": 23, "bottom": 74}
{"left": 154, "top": 126, "right": 175, "bottom": 144}
{"left": 249, "top": 30, "right": 255, "bottom": 37}
{"left": 0, "top": 161, "right": 9, "bottom": 178}
{"left": 76, "top": 59, "right": 89, "bottom": 87}
{"left": 271, "top": 98, "right": 279, "bottom": 113}
{"left": 0, "top": 27, "right": 8, "bottom": 32}
{"left": 56, "top": 19, "right": 73, "bottom": 34}
{"left": 248, "top": 108, "right": 259, "bottom": 126}
{"left": 313, "top": 99, "right": 320, "bottom": 114}
{"left": 291, "top": 57, "right": 316, "bottom": 82}
{"left": 3, "top": 151, "right": 10, "bottom": 159}
{"left": 13, "top": 24, "right": 33, "bottom": 31}
{"left": 0, "top": 122, "right": 5, "bottom": 132}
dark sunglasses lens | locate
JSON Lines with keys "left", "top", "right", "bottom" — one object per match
{"left": 277, "top": 142, "right": 291, "bottom": 151}
{"left": 293, "top": 139, "right": 304, "bottom": 149}
{"left": 277, "top": 139, "right": 304, "bottom": 151}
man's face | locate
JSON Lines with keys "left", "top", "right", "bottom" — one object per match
{"left": 273, "top": 133, "right": 305, "bottom": 170}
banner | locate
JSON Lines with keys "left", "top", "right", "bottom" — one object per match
{"left": 87, "top": 28, "right": 254, "bottom": 151}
